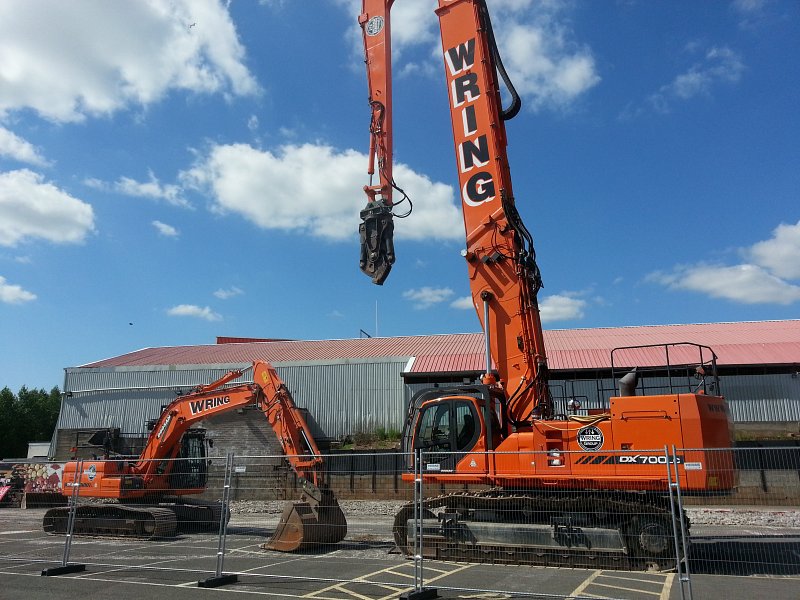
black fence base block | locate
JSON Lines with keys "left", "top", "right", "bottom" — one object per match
{"left": 41, "top": 564, "right": 86, "bottom": 576}
{"left": 198, "top": 573, "right": 238, "bottom": 588}
{"left": 399, "top": 587, "right": 438, "bottom": 600}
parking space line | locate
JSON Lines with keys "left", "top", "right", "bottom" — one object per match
{"left": 301, "top": 561, "right": 473, "bottom": 600}
{"left": 568, "top": 570, "right": 676, "bottom": 600}
{"left": 659, "top": 574, "right": 674, "bottom": 600}
{"left": 568, "top": 570, "right": 603, "bottom": 597}
{"left": 592, "top": 581, "right": 661, "bottom": 595}
{"left": 303, "top": 565, "right": 407, "bottom": 598}
{"left": 596, "top": 574, "right": 671, "bottom": 585}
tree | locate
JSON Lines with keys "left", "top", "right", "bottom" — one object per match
{"left": 0, "top": 386, "right": 61, "bottom": 459}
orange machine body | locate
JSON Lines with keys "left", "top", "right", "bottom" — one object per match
{"left": 402, "top": 391, "right": 735, "bottom": 493}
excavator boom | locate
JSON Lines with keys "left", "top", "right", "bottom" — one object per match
{"left": 44, "top": 362, "right": 346, "bottom": 549}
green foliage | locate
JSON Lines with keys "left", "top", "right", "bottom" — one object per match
{"left": 375, "top": 426, "right": 401, "bottom": 441}
{"left": 347, "top": 427, "right": 402, "bottom": 449}
{"left": 0, "top": 386, "right": 61, "bottom": 459}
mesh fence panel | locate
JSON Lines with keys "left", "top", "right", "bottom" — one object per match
{"left": 679, "top": 446, "right": 800, "bottom": 577}
{"left": 0, "top": 459, "right": 68, "bottom": 569}
{"left": 2, "top": 448, "right": 800, "bottom": 599}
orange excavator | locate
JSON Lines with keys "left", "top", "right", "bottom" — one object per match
{"left": 43, "top": 361, "right": 346, "bottom": 549}
{"left": 359, "top": 0, "right": 735, "bottom": 569}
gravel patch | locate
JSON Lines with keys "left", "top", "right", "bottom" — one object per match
{"left": 229, "top": 499, "right": 800, "bottom": 528}
{"left": 686, "top": 507, "right": 800, "bottom": 528}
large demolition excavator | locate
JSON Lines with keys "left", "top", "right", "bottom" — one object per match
{"left": 358, "top": 0, "right": 735, "bottom": 569}
{"left": 43, "top": 361, "right": 347, "bottom": 549}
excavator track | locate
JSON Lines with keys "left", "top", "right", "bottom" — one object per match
{"left": 42, "top": 498, "right": 227, "bottom": 540}
{"left": 43, "top": 504, "right": 178, "bottom": 539}
{"left": 393, "top": 489, "right": 687, "bottom": 572}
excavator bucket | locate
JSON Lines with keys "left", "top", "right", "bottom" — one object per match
{"left": 263, "top": 486, "right": 347, "bottom": 552}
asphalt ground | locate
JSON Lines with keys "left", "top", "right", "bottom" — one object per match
{"left": 1, "top": 508, "right": 799, "bottom": 600}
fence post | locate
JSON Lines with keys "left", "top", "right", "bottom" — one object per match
{"left": 400, "top": 447, "right": 437, "bottom": 600}
{"left": 671, "top": 445, "right": 693, "bottom": 597}
{"left": 198, "top": 452, "right": 238, "bottom": 588}
{"left": 42, "top": 459, "right": 86, "bottom": 576}
{"left": 665, "top": 446, "right": 691, "bottom": 600}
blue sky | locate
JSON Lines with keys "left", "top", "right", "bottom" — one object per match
{"left": 1, "top": 0, "right": 798, "bottom": 392}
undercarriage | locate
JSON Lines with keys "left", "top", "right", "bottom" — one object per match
{"left": 393, "top": 488, "right": 686, "bottom": 572}
{"left": 42, "top": 497, "right": 225, "bottom": 539}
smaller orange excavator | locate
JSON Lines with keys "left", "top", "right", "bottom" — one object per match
{"left": 43, "top": 361, "right": 347, "bottom": 550}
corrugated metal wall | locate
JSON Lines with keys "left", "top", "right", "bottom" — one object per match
{"left": 276, "top": 359, "right": 409, "bottom": 437}
{"left": 721, "top": 373, "right": 800, "bottom": 422}
{"left": 55, "top": 358, "right": 409, "bottom": 454}
{"left": 53, "top": 362, "right": 800, "bottom": 458}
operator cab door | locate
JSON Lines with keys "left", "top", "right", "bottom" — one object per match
{"left": 415, "top": 399, "right": 481, "bottom": 473}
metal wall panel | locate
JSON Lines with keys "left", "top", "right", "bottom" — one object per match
{"left": 52, "top": 363, "right": 800, "bottom": 458}
{"left": 55, "top": 359, "right": 409, "bottom": 453}
{"left": 276, "top": 359, "right": 408, "bottom": 438}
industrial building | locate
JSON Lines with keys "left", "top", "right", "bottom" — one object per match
{"left": 50, "top": 320, "right": 800, "bottom": 459}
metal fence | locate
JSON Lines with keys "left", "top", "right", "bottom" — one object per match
{"left": 1, "top": 447, "right": 799, "bottom": 600}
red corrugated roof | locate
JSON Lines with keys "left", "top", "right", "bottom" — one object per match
{"left": 79, "top": 320, "right": 800, "bottom": 373}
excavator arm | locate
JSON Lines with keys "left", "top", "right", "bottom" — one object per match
{"left": 49, "top": 361, "right": 346, "bottom": 549}
{"left": 130, "top": 361, "right": 323, "bottom": 488}
{"left": 359, "top": 0, "right": 396, "bottom": 285}
{"left": 359, "top": 0, "right": 551, "bottom": 419}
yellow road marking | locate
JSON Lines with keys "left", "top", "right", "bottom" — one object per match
{"left": 592, "top": 581, "right": 662, "bottom": 595}
{"left": 596, "top": 573, "right": 671, "bottom": 585}
{"left": 660, "top": 574, "right": 674, "bottom": 600}
{"left": 568, "top": 570, "right": 604, "bottom": 597}
{"left": 304, "top": 561, "right": 474, "bottom": 600}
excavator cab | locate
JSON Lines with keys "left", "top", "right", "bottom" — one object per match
{"left": 403, "top": 385, "right": 503, "bottom": 473}
{"left": 168, "top": 429, "right": 209, "bottom": 491}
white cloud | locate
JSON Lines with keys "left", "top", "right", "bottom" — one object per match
{"left": 152, "top": 220, "right": 179, "bottom": 237}
{"left": 0, "top": 127, "right": 48, "bottom": 166}
{"left": 648, "top": 221, "right": 800, "bottom": 305}
{"left": 181, "top": 142, "right": 462, "bottom": 241}
{"left": 214, "top": 286, "right": 243, "bottom": 299}
{"left": 733, "top": 0, "right": 767, "bottom": 9}
{"left": 539, "top": 294, "right": 586, "bottom": 323}
{"left": 403, "top": 286, "right": 454, "bottom": 309}
{"left": 499, "top": 14, "right": 600, "bottom": 111}
{"left": 649, "top": 264, "right": 800, "bottom": 305}
{"left": 648, "top": 46, "right": 744, "bottom": 113}
{"left": 0, "top": 169, "right": 95, "bottom": 246}
{"left": 0, "top": 0, "right": 258, "bottom": 123}
{"left": 166, "top": 304, "right": 222, "bottom": 321}
{"left": 334, "top": 0, "right": 598, "bottom": 111}
{"left": 450, "top": 295, "right": 474, "bottom": 310}
{"left": 747, "top": 220, "right": 800, "bottom": 280}
{"left": 0, "top": 275, "right": 36, "bottom": 304}
{"left": 732, "top": 0, "right": 770, "bottom": 29}
{"left": 87, "top": 171, "right": 189, "bottom": 208}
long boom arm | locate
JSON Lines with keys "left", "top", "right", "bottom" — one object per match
{"left": 137, "top": 361, "right": 323, "bottom": 486}
{"left": 359, "top": 0, "right": 551, "bottom": 421}
{"left": 358, "top": 0, "right": 396, "bottom": 285}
